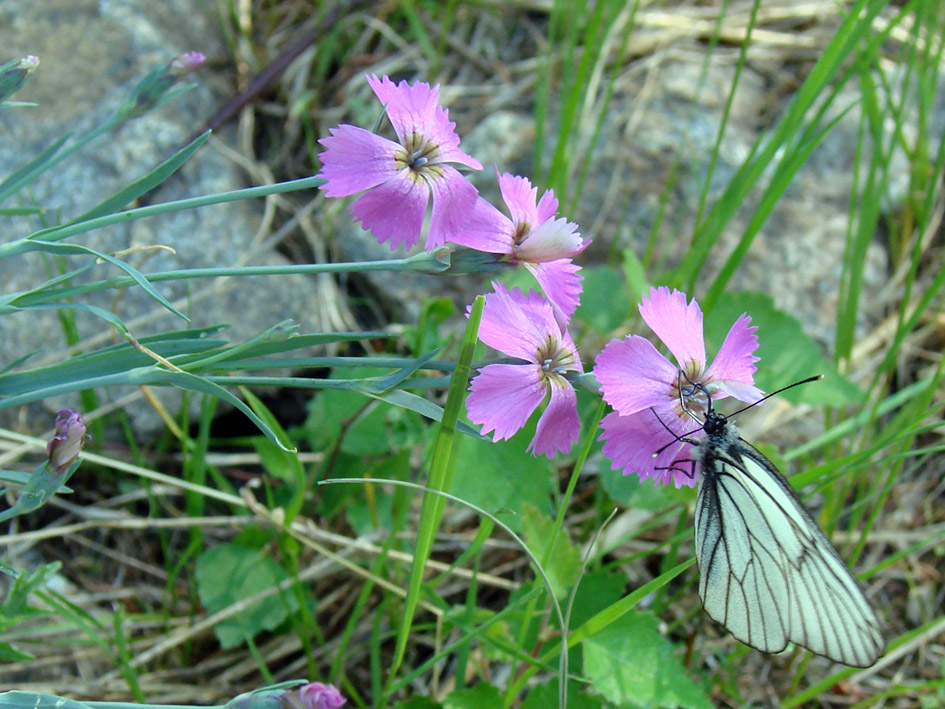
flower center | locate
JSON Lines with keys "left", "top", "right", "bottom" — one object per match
{"left": 670, "top": 375, "right": 711, "bottom": 423}
{"left": 397, "top": 133, "right": 441, "bottom": 178}
{"left": 512, "top": 221, "right": 531, "bottom": 247}
{"left": 537, "top": 336, "right": 575, "bottom": 380}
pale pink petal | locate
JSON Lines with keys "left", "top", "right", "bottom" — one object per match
{"left": 594, "top": 335, "right": 679, "bottom": 416}
{"left": 448, "top": 196, "right": 513, "bottom": 253}
{"left": 366, "top": 74, "right": 482, "bottom": 170}
{"left": 497, "top": 173, "right": 540, "bottom": 226}
{"left": 600, "top": 411, "right": 701, "bottom": 488}
{"left": 556, "top": 326, "right": 584, "bottom": 373}
{"left": 349, "top": 174, "right": 428, "bottom": 250}
{"left": 705, "top": 313, "right": 762, "bottom": 403}
{"left": 317, "top": 125, "right": 401, "bottom": 197}
{"left": 526, "top": 260, "right": 583, "bottom": 327}
{"left": 475, "top": 284, "right": 552, "bottom": 361}
{"left": 639, "top": 287, "right": 706, "bottom": 372}
{"left": 467, "top": 364, "right": 546, "bottom": 440}
{"left": 514, "top": 217, "right": 586, "bottom": 263}
{"left": 535, "top": 188, "right": 560, "bottom": 224}
{"left": 716, "top": 379, "right": 764, "bottom": 403}
{"left": 425, "top": 166, "right": 481, "bottom": 249}
{"left": 529, "top": 378, "right": 580, "bottom": 458}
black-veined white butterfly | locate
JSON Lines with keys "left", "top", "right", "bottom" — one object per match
{"left": 664, "top": 376, "right": 884, "bottom": 667}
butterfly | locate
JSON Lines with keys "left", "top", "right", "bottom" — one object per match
{"left": 665, "top": 376, "right": 884, "bottom": 667}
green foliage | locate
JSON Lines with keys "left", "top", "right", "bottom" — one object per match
{"left": 195, "top": 543, "right": 299, "bottom": 649}
{"left": 0, "top": 563, "right": 61, "bottom": 662}
{"left": 521, "top": 680, "right": 606, "bottom": 708}
{"left": 2, "top": 3, "right": 942, "bottom": 706}
{"left": 521, "top": 502, "right": 582, "bottom": 598}
{"left": 441, "top": 683, "right": 503, "bottom": 708}
{"left": 575, "top": 265, "right": 634, "bottom": 334}
{"left": 582, "top": 612, "right": 713, "bottom": 709}
{"left": 448, "top": 436, "right": 555, "bottom": 534}
{"left": 565, "top": 570, "right": 627, "bottom": 629}
{"left": 705, "top": 291, "right": 862, "bottom": 405}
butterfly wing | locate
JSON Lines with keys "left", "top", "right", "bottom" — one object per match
{"left": 694, "top": 438, "right": 884, "bottom": 667}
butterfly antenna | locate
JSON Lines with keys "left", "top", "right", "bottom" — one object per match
{"left": 727, "top": 374, "right": 823, "bottom": 418}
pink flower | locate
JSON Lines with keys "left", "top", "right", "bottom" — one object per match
{"left": 466, "top": 283, "right": 583, "bottom": 458}
{"left": 453, "top": 173, "right": 590, "bottom": 326}
{"left": 296, "top": 682, "right": 345, "bottom": 709}
{"left": 317, "top": 74, "right": 482, "bottom": 251}
{"left": 594, "top": 287, "right": 762, "bottom": 487}
{"left": 46, "top": 409, "right": 87, "bottom": 473}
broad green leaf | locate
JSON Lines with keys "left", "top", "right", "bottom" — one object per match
{"left": 575, "top": 265, "right": 632, "bottom": 334}
{"left": 583, "top": 612, "right": 712, "bottom": 709}
{"left": 565, "top": 570, "right": 627, "bottom": 630}
{"left": 522, "top": 680, "right": 605, "bottom": 709}
{"left": 600, "top": 460, "right": 678, "bottom": 511}
{"left": 521, "top": 502, "right": 581, "bottom": 598}
{"left": 195, "top": 543, "right": 298, "bottom": 649}
{"left": 442, "top": 683, "right": 503, "bottom": 709}
{"left": 304, "top": 367, "right": 388, "bottom": 451}
{"left": 448, "top": 435, "right": 555, "bottom": 534}
{"left": 343, "top": 400, "right": 424, "bottom": 456}
{"left": 393, "top": 698, "right": 441, "bottom": 709}
{"left": 704, "top": 291, "right": 862, "bottom": 405}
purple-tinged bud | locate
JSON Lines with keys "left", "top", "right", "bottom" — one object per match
{"left": 46, "top": 409, "right": 87, "bottom": 473}
{"left": 117, "top": 51, "right": 205, "bottom": 120}
{"left": 292, "top": 683, "right": 346, "bottom": 709}
{"left": 0, "top": 55, "right": 39, "bottom": 103}
{"left": 168, "top": 51, "right": 205, "bottom": 77}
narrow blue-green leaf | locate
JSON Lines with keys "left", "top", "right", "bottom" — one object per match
{"left": 71, "top": 131, "right": 211, "bottom": 223}
{"left": 0, "top": 469, "right": 72, "bottom": 494}
{"left": 386, "top": 296, "right": 483, "bottom": 688}
{"left": 14, "top": 240, "right": 186, "bottom": 320}
{"left": 0, "top": 134, "right": 72, "bottom": 204}
{"left": 0, "top": 692, "right": 93, "bottom": 709}
{"left": 361, "top": 389, "right": 484, "bottom": 439}
{"left": 355, "top": 351, "right": 439, "bottom": 393}
{"left": 0, "top": 328, "right": 226, "bottom": 396}
{"left": 146, "top": 369, "right": 292, "bottom": 452}
{"left": 13, "top": 302, "right": 129, "bottom": 335}
{"left": 1, "top": 262, "right": 97, "bottom": 307}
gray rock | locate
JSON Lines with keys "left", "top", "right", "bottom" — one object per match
{"left": 0, "top": 0, "right": 323, "bottom": 432}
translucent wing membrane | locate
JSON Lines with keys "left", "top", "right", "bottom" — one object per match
{"left": 694, "top": 429, "right": 884, "bottom": 667}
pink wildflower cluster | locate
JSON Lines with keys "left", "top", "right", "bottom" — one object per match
{"left": 318, "top": 75, "right": 764, "bottom": 475}
{"left": 594, "top": 287, "right": 762, "bottom": 486}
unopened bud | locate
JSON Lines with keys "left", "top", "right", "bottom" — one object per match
{"left": 117, "top": 51, "right": 205, "bottom": 120}
{"left": 0, "top": 55, "right": 39, "bottom": 103}
{"left": 168, "top": 51, "right": 205, "bottom": 77}
{"left": 46, "top": 409, "right": 87, "bottom": 473}
{"left": 292, "top": 683, "right": 346, "bottom": 709}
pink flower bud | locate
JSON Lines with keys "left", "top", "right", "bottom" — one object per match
{"left": 46, "top": 409, "right": 87, "bottom": 473}
{"left": 168, "top": 51, "right": 206, "bottom": 77}
{"left": 296, "top": 682, "right": 345, "bottom": 709}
